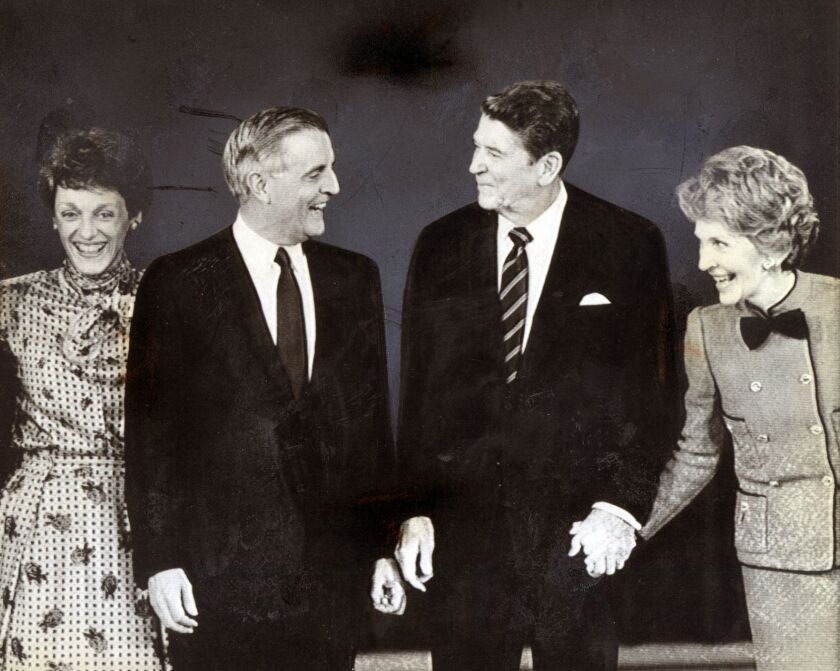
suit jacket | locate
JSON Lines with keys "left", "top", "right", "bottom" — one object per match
{"left": 642, "top": 272, "right": 840, "bottom": 571}
{"left": 398, "top": 183, "right": 677, "bottom": 574}
{"left": 125, "top": 227, "right": 393, "bottom": 619}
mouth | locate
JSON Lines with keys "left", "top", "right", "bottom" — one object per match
{"left": 710, "top": 272, "right": 735, "bottom": 289}
{"left": 72, "top": 241, "right": 108, "bottom": 257}
{"left": 309, "top": 202, "right": 328, "bottom": 214}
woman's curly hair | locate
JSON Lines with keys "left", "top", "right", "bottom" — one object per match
{"left": 676, "top": 146, "right": 819, "bottom": 269}
{"left": 37, "top": 128, "right": 152, "bottom": 218}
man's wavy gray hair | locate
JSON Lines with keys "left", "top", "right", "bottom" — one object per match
{"left": 223, "top": 107, "right": 328, "bottom": 202}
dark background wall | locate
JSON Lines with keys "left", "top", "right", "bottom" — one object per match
{"left": 1, "top": 0, "right": 837, "bottom": 647}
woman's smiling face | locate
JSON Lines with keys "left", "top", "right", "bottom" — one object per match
{"left": 53, "top": 186, "right": 136, "bottom": 276}
{"left": 695, "top": 218, "right": 776, "bottom": 306}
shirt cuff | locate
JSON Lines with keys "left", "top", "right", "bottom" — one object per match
{"left": 592, "top": 502, "right": 642, "bottom": 530}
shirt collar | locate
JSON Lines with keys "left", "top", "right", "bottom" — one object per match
{"left": 233, "top": 212, "right": 306, "bottom": 272}
{"left": 497, "top": 181, "right": 567, "bottom": 245}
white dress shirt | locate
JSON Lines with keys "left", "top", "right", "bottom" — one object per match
{"left": 232, "top": 214, "right": 316, "bottom": 378}
{"left": 495, "top": 182, "right": 640, "bottom": 530}
{"left": 496, "top": 183, "right": 566, "bottom": 351}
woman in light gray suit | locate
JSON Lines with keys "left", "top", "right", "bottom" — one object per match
{"left": 641, "top": 146, "right": 839, "bottom": 670}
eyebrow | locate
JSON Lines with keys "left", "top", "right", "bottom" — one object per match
{"left": 473, "top": 137, "right": 503, "bottom": 154}
{"left": 304, "top": 159, "right": 336, "bottom": 175}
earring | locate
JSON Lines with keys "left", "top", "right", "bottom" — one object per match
{"left": 761, "top": 259, "right": 775, "bottom": 271}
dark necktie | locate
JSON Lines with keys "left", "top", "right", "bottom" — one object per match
{"left": 274, "top": 248, "right": 307, "bottom": 398}
{"left": 500, "top": 227, "right": 533, "bottom": 384}
{"left": 740, "top": 308, "right": 808, "bottom": 350}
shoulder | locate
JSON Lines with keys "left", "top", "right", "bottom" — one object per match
{"left": 1, "top": 268, "right": 58, "bottom": 291}
{"left": 565, "top": 183, "right": 662, "bottom": 243}
{"left": 417, "top": 202, "right": 487, "bottom": 248}
{"left": 688, "top": 302, "right": 738, "bottom": 343}
{"left": 0, "top": 269, "right": 61, "bottom": 334}
{"left": 800, "top": 271, "right": 840, "bottom": 293}
{"left": 1, "top": 268, "right": 60, "bottom": 305}
{"left": 304, "top": 239, "right": 379, "bottom": 278}
{"left": 141, "top": 228, "right": 232, "bottom": 287}
{"left": 797, "top": 271, "right": 840, "bottom": 316}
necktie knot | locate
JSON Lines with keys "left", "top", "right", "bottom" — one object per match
{"left": 740, "top": 308, "right": 808, "bottom": 350}
{"left": 274, "top": 247, "right": 292, "bottom": 271}
{"left": 509, "top": 227, "right": 533, "bottom": 250}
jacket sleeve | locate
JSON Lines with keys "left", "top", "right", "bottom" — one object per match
{"left": 347, "top": 261, "right": 399, "bottom": 562}
{"left": 587, "top": 222, "right": 680, "bottom": 523}
{"left": 124, "top": 260, "right": 190, "bottom": 585}
{"left": 640, "top": 307, "right": 725, "bottom": 539}
{"left": 393, "top": 229, "right": 440, "bottom": 522}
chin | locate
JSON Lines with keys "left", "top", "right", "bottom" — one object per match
{"left": 715, "top": 287, "right": 743, "bottom": 306}
{"left": 476, "top": 192, "right": 499, "bottom": 211}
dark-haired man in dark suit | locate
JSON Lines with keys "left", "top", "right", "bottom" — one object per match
{"left": 125, "top": 107, "right": 393, "bottom": 671}
{"left": 391, "top": 80, "right": 677, "bottom": 670}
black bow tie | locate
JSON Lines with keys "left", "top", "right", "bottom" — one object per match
{"left": 740, "top": 309, "right": 808, "bottom": 350}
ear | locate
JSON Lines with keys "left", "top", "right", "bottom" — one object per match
{"left": 761, "top": 251, "right": 787, "bottom": 271}
{"left": 246, "top": 170, "right": 271, "bottom": 204}
{"left": 537, "top": 151, "right": 563, "bottom": 186}
{"left": 130, "top": 212, "right": 143, "bottom": 231}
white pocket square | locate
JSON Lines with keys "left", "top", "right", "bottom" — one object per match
{"left": 579, "top": 292, "right": 611, "bottom": 306}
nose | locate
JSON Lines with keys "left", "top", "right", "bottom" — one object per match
{"left": 320, "top": 168, "right": 340, "bottom": 196}
{"left": 469, "top": 148, "right": 485, "bottom": 175}
{"left": 697, "top": 242, "right": 715, "bottom": 272}
{"left": 77, "top": 214, "right": 98, "bottom": 240}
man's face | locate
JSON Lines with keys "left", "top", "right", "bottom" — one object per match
{"left": 469, "top": 114, "right": 543, "bottom": 219}
{"left": 261, "top": 129, "right": 339, "bottom": 244}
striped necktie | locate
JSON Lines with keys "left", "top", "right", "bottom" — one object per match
{"left": 500, "top": 227, "right": 533, "bottom": 384}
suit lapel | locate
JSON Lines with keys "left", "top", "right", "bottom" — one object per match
{"left": 215, "top": 228, "right": 292, "bottom": 388}
{"left": 303, "top": 241, "right": 339, "bottom": 386}
{"left": 520, "top": 185, "right": 597, "bottom": 376}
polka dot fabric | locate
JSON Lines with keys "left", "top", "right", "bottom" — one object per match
{"left": 0, "top": 259, "right": 163, "bottom": 670}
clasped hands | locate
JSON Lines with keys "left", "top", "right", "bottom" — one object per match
{"left": 568, "top": 508, "right": 637, "bottom": 577}
{"left": 370, "top": 515, "right": 434, "bottom": 615}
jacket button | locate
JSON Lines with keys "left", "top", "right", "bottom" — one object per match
{"left": 756, "top": 434, "right": 769, "bottom": 443}
{"left": 740, "top": 501, "right": 749, "bottom": 510}
{"left": 749, "top": 381, "right": 762, "bottom": 392}
{"left": 799, "top": 373, "right": 813, "bottom": 384}
{"left": 822, "top": 476, "right": 834, "bottom": 486}
{"left": 810, "top": 424, "right": 824, "bottom": 435}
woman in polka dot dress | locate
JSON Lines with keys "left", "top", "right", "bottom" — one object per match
{"left": 0, "top": 129, "right": 163, "bottom": 669}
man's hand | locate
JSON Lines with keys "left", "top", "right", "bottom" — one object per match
{"left": 371, "top": 558, "right": 407, "bottom": 615}
{"left": 568, "top": 509, "right": 636, "bottom": 577}
{"left": 148, "top": 568, "right": 198, "bottom": 633}
{"left": 394, "top": 515, "right": 435, "bottom": 591}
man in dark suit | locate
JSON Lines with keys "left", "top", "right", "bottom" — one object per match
{"left": 391, "top": 80, "right": 677, "bottom": 670}
{"left": 125, "top": 107, "right": 393, "bottom": 671}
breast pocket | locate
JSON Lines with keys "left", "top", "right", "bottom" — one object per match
{"left": 722, "top": 414, "right": 766, "bottom": 472}
{"left": 734, "top": 490, "right": 768, "bottom": 554}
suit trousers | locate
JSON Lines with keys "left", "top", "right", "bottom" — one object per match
{"left": 166, "top": 605, "right": 356, "bottom": 671}
{"left": 741, "top": 564, "right": 840, "bottom": 671}
{"left": 427, "top": 508, "right": 617, "bottom": 671}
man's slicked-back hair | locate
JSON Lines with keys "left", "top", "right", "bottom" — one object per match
{"left": 481, "top": 80, "right": 580, "bottom": 170}
{"left": 223, "top": 106, "right": 329, "bottom": 202}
